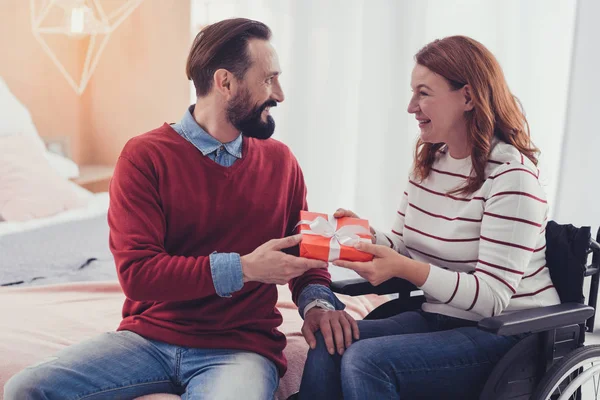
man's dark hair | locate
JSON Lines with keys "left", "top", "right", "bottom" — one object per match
{"left": 186, "top": 18, "right": 272, "bottom": 97}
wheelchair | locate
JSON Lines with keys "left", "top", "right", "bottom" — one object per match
{"left": 327, "top": 221, "right": 600, "bottom": 400}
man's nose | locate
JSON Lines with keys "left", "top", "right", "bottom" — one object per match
{"left": 272, "top": 81, "right": 285, "bottom": 103}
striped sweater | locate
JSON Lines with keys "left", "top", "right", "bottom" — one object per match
{"left": 374, "top": 140, "right": 560, "bottom": 321}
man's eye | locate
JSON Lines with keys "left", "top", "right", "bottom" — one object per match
{"left": 266, "top": 78, "right": 273, "bottom": 84}
{"left": 419, "top": 91, "right": 428, "bottom": 96}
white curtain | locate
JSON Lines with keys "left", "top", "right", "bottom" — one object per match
{"left": 190, "top": 0, "right": 577, "bottom": 230}
{"left": 553, "top": 0, "right": 600, "bottom": 232}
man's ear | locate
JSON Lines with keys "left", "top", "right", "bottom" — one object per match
{"left": 213, "top": 69, "right": 234, "bottom": 99}
{"left": 462, "top": 84, "right": 474, "bottom": 111}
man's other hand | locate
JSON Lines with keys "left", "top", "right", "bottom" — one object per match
{"left": 302, "top": 308, "right": 359, "bottom": 355}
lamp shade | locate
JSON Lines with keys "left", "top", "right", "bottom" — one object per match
{"left": 30, "top": 0, "right": 144, "bottom": 95}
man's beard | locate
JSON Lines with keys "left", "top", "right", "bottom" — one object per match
{"left": 226, "top": 87, "right": 277, "bottom": 140}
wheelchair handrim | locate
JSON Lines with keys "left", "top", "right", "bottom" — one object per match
{"left": 557, "top": 363, "right": 600, "bottom": 399}
{"left": 543, "top": 355, "right": 600, "bottom": 400}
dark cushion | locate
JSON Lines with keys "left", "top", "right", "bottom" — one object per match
{"left": 545, "top": 221, "right": 591, "bottom": 304}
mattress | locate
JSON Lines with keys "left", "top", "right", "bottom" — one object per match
{"left": 0, "top": 191, "right": 116, "bottom": 286}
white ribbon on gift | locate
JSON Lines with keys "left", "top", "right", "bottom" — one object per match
{"left": 296, "top": 215, "right": 371, "bottom": 261}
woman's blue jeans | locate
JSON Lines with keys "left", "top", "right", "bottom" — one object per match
{"left": 299, "top": 310, "right": 523, "bottom": 400}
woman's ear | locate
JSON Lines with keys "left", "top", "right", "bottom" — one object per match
{"left": 462, "top": 84, "right": 474, "bottom": 111}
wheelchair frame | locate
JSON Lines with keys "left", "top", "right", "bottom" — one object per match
{"left": 330, "top": 226, "right": 600, "bottom": 399}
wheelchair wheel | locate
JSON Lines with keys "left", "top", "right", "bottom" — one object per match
{"left": 533, "top": 345, "right": 600, "bottom": 400}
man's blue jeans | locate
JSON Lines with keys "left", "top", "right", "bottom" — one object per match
{"left": 4, "top": 330, "right": 279, "bottom": 400}
{"left": 299, "top": 310, "right": 523, "bottom": 400}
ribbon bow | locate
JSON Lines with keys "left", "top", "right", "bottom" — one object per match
{"left": 296, "top": 215, "right": 371, "bottom": 261}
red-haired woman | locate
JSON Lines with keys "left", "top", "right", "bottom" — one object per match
{"left": 299, "top": 36, "right": 560, "bottom": 400}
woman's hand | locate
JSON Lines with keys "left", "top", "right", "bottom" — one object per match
{"left": 333, "top": 242, "right": 404, "bottom": 286}
{"left": 334, "top": 208, "right": 376, "bottom": 242}
{"left": 334, "top": 242, "right": 431, "bottom": 287}
{"left": 333, "top": 208, "right": 360, "bottom": 219}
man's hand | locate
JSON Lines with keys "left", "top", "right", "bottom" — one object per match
{"left": 302, "top": 308, "right": 359, "bottom": 356}
{"left": 241, "top": 234, "right": 328, "bottom": 285}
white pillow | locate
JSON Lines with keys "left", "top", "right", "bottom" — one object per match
{"left": 45, "top": 151, "right": 80, "bottom": 179}
{"left": 0, "top": 135, "right": 85, "bottom": 222}
{"left": 0, "top": 77, "right": 45, "bottom": 147}
{"left": 0, "top": 77, "right": 79, "bottom": 180}
{"left": 67, "top": 181, "right": 94, "bottom": 201}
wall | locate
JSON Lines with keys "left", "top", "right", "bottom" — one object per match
{"left": 0, "top": 0, "right": 191, "bottom": 165}
{"left": 0, "top": 0, "right": 85, "bottom": 162}
{"left": 554, "top": 0, "right": 600, "bottom": 232}
{"left": 83, "top": 0, "right": 191, "bottom": 165}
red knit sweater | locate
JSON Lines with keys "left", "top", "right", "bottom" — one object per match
{"left": 108, "top": 123, "right": 330, "bottom": 375}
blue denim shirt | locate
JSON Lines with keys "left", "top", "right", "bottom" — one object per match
{"left": 171, "top": 105, "right": 343, "bottom": 317}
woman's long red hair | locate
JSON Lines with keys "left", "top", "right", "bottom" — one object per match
{"left": 413, "top": 36, "right": 539, "bottom": 195}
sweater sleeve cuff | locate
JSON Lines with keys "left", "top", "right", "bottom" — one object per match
{"left": 297, "top": 284, "right": 346, "bottom": 319}
{"left": 418, "top": 264, "right": 457, "bottom": 303}
{"left": 209, "top": 252, "right": 244, "bottom": 297}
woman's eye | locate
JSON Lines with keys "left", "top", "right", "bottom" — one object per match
{"left": 419, "top": 91, "right": 428, "bottom": 96}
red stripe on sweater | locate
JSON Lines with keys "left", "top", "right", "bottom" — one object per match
{"left": 488, "top": 159, "right": 504, "bottom": 165}
{"left": 398, "top": 211, "right": 405, "bottom": 217}
{"left": 445, "top": 272, "right": 460, "bottom": 304}
{"left": 488, "top": 191, "right": 547, "bottom": 204}
{"left": 406, "top": 246, "right": 478, "bottom": 264}
{"left": 384, "top": 234, "right": 394, "bottom": 247}
{"left": 403, "top": 191, "right": 408, "bottom": 196}
{"left": 480, "top": 235, "right": 536, "bottom": 252}
{"left": 489, "top": 168, "right": 538, "bottom": 180}
{"left": 392, "top": 229, "right": 403, "bottom": 237}
{"left": 431, "top": 168, "right": 469, "bottom": 179}
{"left": 409, "top": 180, "right": 480, "bottom": 202}
{"left": 523, "top": 265, "right": 546, "bottom": 279}
{"left": 478, "top": 259, "right": 524, "bottom": 275}
{"left": 466, "top": 275, "right": 480, "bottom": 311}
{"left": 520, "top": 153, "right": 524, "bottom": 165}
{"left": 405, "top": 225, "right": 479, "bottom": 242}
{"left": 410, "top": 203, "right": 482, "bottom": 222}
{"left": 475, "top": 268, "right": 517, "bottom": 293}
{"left": 483, "top": 212, "right": 542, "bottom": 227}
{"left": 534, "top": 244, "right": 546, "bottom": 253}
{"left": 512, "top": 285, "right": 555, "bottom": 298}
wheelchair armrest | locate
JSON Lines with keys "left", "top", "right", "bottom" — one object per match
{"left": 331, "top": 277, "right": 418, "bottom": 296}
{"left": 478, "top": 303, "right": 595, "bottom": 336}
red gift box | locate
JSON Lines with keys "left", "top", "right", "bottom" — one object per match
{"left": 296, "top": 211, "right": 374, "bottom": 262}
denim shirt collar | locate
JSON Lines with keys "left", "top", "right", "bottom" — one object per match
{"left": 179, "top": 105, "right": 243, "bottom": 158}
